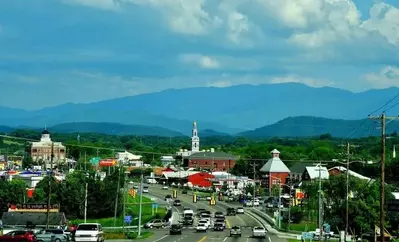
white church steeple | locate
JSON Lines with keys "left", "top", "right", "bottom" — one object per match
{"left": 191, "top": 121, "right": 200, "bottom": 152}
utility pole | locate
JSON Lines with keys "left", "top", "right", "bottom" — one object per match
{"left": 318, "top": 163, "right": 323, "bottom": 241}
{"left": 113, "top": 165, "right": 121, "bottom": 227}
{"left": 278, "top": 179, "right": 282, "bottom": 228}
{"left": 46, "top": 142, "right": 54, "bottom": 229}
{"left": 84, "top": 182, "right": 88, "bottom": 223}
{"left": 338, "top": 142, "right": 360, "bottom": 241}
{"left": 137, "top": 172, "right": 144, "bottom": 238}
{"left": 368, "top": 113, "right": 398, "bottom": 242}
{"left": 251, "top": 160, "right": 256, "bottom": 205}
{"left": 122, "top": 172, "right": 127, "bottom": 232}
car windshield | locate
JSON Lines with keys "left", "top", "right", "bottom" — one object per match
{"left": 232, "top": 226, "right": 240, "bottom": 229}
{"left": 175, "top": 200, "right": 180, "bottom": 202}
{"left": 171, "top": 225, "right": 180, "bottom": 229}
{"left": 237, "top": 207, "right": 243, "bottom": 210}
{"left": 45, "top": 229, "right": 63, "bottom": 234}
{"left": 77, "top": 224, "right": 98, "bottom": 230}
{"left": 216, "top": 219, "right": 224, "bottom": 223}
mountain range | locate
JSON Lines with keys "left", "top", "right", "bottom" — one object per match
{"left": 1, "top": 83, "right": 399, "bottom": 135}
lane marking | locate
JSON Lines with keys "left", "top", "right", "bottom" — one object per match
{"left": 268, "top": 237, "right": 272, "bottom": 242}
{"left": 223, "top": 237, "right": 228, "bottom": 242}
{"left": 153, "top": 235, "right": 169, "bottom": 242}
{"left": 236, "top": 215, "right": 245, "bottom": 224}
{"left": 225, "top": 218, "right": 231, "bottom": 229}
{"left": 198, "top": 235, "right": 207, "bottom": 242}
{"left": 246, "top": 237, "right": 249, "bottom": 242}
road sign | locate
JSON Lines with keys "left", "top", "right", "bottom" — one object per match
{"left": 124, "top": 215, "right": 132, "bottom": 224}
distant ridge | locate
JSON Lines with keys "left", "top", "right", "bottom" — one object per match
{"left": 50, "top": 122, "right": 185, "bottom": 137}
{"left": 238, "top": 116, "right": 399, "bottom": 138}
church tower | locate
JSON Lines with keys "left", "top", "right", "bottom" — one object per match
{"left": 191, "top": 121, "right": 200, "bottom": 152}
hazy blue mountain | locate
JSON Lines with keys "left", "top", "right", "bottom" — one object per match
{"left": 50, "top": 122, "right": 185, "bottom": 137}
{"left": 0, "top": 125, "right": 13, "bottom": 133}
{"left": 239, "top": 116, "right": 399, "bottom": 138}
{"left": 1, "top": 83, "right": 399, "bottom": 131}
{"left": 199, "top": 129, "right": 230, "bottom": 137}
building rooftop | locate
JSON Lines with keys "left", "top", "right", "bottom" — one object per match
{"left": 189, "top": 151, "right": 237, "bottom": 160}
{"left": 1, "top": 212, "right": 66, "bottom": 226}
{"left": 305, "top": 166, "right": 329, "bottom": 180}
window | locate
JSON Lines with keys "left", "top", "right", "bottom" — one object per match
{"left": 194, "top": 143, "right": 197, "bottom": 147}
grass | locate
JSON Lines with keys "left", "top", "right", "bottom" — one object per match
{"left": 283, "top": 221, "right": 317, "bottom": 232}
{"left": 104, "top": 231, "right": 153, "bottom": 240}
{"left": 71, "top": 195, "right": 166, "bottom": 227}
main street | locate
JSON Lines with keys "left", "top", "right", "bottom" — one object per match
{"left": 144, "top": 185, "right": 286, "bottom": 242}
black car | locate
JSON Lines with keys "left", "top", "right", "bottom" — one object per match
{"left": 173, "top": 199, "right": 182, "bottom": 206}
{"left": 170, "top": 224, "right": 182, "bottom": 235}
{"left": 226, "top": 208, "right": 236, "bottom": 216}
{"left": 165, "top": 194, "right": 172, "bottom": 201}
{"left": 182, "top": 190, "right": 188, "bottom": 194}
{"left": 214, "top": 223, "right": 224, "bottom": 231}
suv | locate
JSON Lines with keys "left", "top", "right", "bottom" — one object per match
{"left": 74, "top": 223, "right": 104, "bottom": 242}
{"left": 213, "top": 222, "right": 224, "bottom": 231}
{"left": 226, "top": 207, "right": 236, "bottom": 216}
{"left": 214, "top": 211, "right": 224, "bottom": 218}
{"left": 230, "top": 226, "right": 242, "bottom": 237}
{"left": 173, "top": 200, "right": 182, "bottom": 206}
{"left": 170, "top": 224, "right": 182, "bottom": 235}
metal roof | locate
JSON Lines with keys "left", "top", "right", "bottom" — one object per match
{"left": 260, "top": 157, "right": 290, "bottom": 173}
{"left": 305, "top": 166, "right": 329, "bottom": 179}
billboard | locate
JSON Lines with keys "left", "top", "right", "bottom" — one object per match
{"left": 99, "top": 159, "right": 117, "bottom": 167}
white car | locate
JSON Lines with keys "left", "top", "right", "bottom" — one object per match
{"left": 252, "top": 226, "right": 266, "bottom": 238}
{"left": 142, "top": 187, "right": 149, "bottom": 193}
{"left": 196, "top": 222, "right": 208, "bottom": 232}
{"left": 198, "top": 219, "right": 211, "bottom": 228}
{"left": 74, "top": 223, "right": 104, "bottom": 242}
{"left": 162, "top": 186, "right": 169, "bottom": 190}
{"left": 236, "top": 207, "right": 244, "bottom": 214}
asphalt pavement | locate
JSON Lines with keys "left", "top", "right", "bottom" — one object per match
{"left": 145, "top": 185, "right": 286, "bottom": 242}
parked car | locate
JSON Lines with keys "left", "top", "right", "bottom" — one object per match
{"left": 35, "top": 229, "right": 68, "bottom": 242}
{"left": 0, "top": 230, "right": 35, "bottom": 242}
{"left": 169, "top": 224, "right": 182, "bottom": 235}
{"left": 74, "top": 223, "right": 104, "bottom": 242}
{"left": 230, "top": 226, "right": 242, "bottom": 237}
{"left": 144, "top": 219, "right": 166, "bottom": 229}
{"left": 252, "top": 226, "right": 266, "bottom": 238}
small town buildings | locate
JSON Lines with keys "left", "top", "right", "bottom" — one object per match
{"left": 116, "top": 151, "right": 143, "bottom": 167}
{"left": 30, "top": 129, "right": 65, "bottom": 167}
{"left": 328, "top": 166, "right": 374, "bottom": 183}
{"left": 260, "top": 149, "right": 291, "bottom": 193}
{"left": 289, "top": 162, "right": 314, "bottom": 183}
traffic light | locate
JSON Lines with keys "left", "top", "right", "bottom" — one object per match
{"left": 193, "top": 194, "right": 197, "bottom": 203}
{"left": 173, "top": 190, "right": 177, "bottom": 198}
{"left": 129, "top": 189, "right": 136, "bottom": 198}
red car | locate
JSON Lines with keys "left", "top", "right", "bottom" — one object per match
{"left": 0, "top": 230, "right": 35, "bottom": 242}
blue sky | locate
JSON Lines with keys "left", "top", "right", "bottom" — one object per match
{"left": 0, "top": 0, "right": 398, "bottom": 110}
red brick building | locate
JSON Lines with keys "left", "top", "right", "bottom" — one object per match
{"left": 260, "top": 149, "right": 291, "bottom": 193}
{"left": 187, "top": 152, "right": 236, "bottom": 172}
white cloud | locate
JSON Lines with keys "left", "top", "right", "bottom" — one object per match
{"left": 179, "top": 54, "right": 220, "bottom": 69}
{"left": 363, "top": 66, "right": 399, "bottom": 89}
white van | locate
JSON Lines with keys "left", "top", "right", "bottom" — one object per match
{"left": 74, "top": 223, "right": 104, "bottom": 242}
{"left": 183, "top": 209, "right": 194, "bottom": 217}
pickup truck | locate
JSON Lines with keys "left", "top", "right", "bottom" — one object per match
{"left": 230, "top": 226, "right": 242, "bottom": 237}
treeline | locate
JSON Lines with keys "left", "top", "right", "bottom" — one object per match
{"left": 2, "top": 129, "right": 399, "bottom": 184}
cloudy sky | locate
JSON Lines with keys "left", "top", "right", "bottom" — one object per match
{"left": 0, "top": 0, "right": 398, "bottom": 110}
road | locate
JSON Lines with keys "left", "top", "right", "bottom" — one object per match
{"left": 142, "top": 185, "right": 286, "bottom": 242}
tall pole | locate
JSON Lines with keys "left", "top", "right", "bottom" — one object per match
{"left": 122, "top": 172, "right": 127, "bottom": 232}
{"left": 288, "top": 183, "right": 292, "bottom": 231}
{"left": 113, "top": 165, "right": 121, "bottom": 227}
{"left": 368, "top": 113, "right": 398, "bottom": 242}
{"left": 253, "top": 160, "right": 256, "bottom": 205}
{"left": 278, "top": 179, "right": 282, "bottom": 228}
{"left": 84, "top": 182, "right": 88, "bottom": 223}
{"left": 318, "top": 163, "right": 323, "bottom": 241}
{"left": 138, "top": 172, "right": 144, "bottom": 237}
{"left": 381, "top": 113, "right": 386, "bottom": 242}
{"left": 345, "top": 143, "right": 350, "bottom": 241}
{"left": 46, "top": 142, "right": 54, "bottom": 229}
